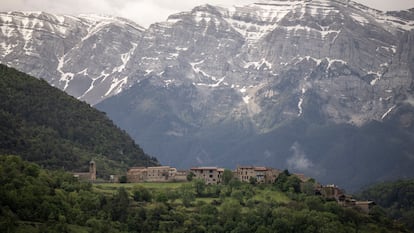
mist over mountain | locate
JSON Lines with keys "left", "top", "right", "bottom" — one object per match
{"left": 1, "top": 0, "right": 414, "bottom": 191}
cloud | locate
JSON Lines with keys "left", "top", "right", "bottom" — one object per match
{"left": 2, "top": 0, "right": 414, "bottom": 28}
{"left": 117, "top": 0, "right": 255, "bottom": 27}
{"left": 2, "top": 0, "right": 113, "bottom": 16}
{"left": 116, "top": 1, "right": 176, "bottom": 27}
{"left": 356, "top": 0, "right": 414, "bottom": 11}
{"left": 264, "top": 150, "right": 272, "bottom": 159}
{"left": 287, "top": 142, "right": 314, "bottom": 172}
{"left": 1, "top": 0, "right": 255, "bottom": 27}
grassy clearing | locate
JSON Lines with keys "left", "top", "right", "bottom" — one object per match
{"left": 94, "top": 182, "right": 185, "bottom": 190}
{"left": 93, "top": 182, "right": 186, "bottom": 195}
{"left": 135, "top": 182, "right": 185, "bottom": 190}
{"left": 93, "top": 182, "right": 290, "bottom": 206}
{"left": 253, "top": 188, "right": 290, "bottom": 204}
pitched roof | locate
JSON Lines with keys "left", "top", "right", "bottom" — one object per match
{"left": 190, "top": 166, "right": 218, "bottom": 170}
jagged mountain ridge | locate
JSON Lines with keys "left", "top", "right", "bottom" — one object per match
{"left": 1, "top": 1, "right": 413, "bottom": 106}
{"left": 1, "top": 0, "right": 414, "bottom": 190}
{"left": 97, "top": 0, "right": 414, "bottom": 191}
{"left": 0, "top": 11, "right": 144, "bottom": 104}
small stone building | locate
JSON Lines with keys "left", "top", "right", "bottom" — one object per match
{"left": 237, "top": 166, "right": 257, "bottom": 182}
{"left": 319, "top": 184, "right": 345, "bottom": 200}
{"left": 170, "top": 169, "right": 188, "bottom": 182}
{"left": 236, "top": 166, "right": 281, "bottom": 184}
{"left": 355, "top": 201, "right": 376, "bottom": 213}
{"left": 146, "top": 166, "right": 171, "bottom": 182}
{"left": 265, "top": 168, "right": 282, "bottom": 184}
{"left": 190, "top": 167, "right": 224, "bottom": 184}
{"left": 127, "top": 167, "right": 148, "bottom": 183}
{"left": 127, "top": 166, "right": 185, "bottom": 182}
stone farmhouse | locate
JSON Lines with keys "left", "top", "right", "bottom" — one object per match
{"left": 190, "top": 167, "right": 224, "bottom": 184}
{"left": 236, "top": 166, "right": 282, "bottom": 184}
{"left": 317, "top": 184, "right": 376, "bottom": 213}
{"left": 127, "top": 166, "right": 187, "bottom": 183}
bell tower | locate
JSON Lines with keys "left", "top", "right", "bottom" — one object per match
{"left": 89, "top": 160, "right": 96, "bottom": 181}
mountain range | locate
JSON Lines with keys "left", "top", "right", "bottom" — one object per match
{"left": 1, "top": 0, "right": 414, "bottom": 191}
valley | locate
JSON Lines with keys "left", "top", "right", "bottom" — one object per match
{"left": 1, "top": 0, "right": 414, "bottom": 191}
{"left": 1, "top": 1, "right": 414, "bottom": 232}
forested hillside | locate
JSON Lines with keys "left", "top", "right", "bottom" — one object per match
{"left": 358, "top": 179, "right": 414, "bottom": 231}
{"left": 0, "top": 156, "right": 410, "bottom": 233}
{"left": 0, "top": 64, "right": 157, "bottom": 176}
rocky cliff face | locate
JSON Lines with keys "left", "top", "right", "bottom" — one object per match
{"left": 0, "top": 11, "right": 144, "bottom": 104}
{"left": 97, "top": 1, "right": 414, "bottom": 191}
{"left": 1, "top": 1, "right": 414, "bottom": 191}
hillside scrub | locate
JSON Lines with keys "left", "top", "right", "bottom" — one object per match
{"left": 358, "top": 179, "right": 414, "bottom": 232}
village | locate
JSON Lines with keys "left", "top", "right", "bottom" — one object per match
{"left": 75, "top": 161, "right": 376, "bottom": 213}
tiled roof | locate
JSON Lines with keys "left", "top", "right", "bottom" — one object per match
{"left": 190, "top": 167, "right": 218, "bottom": 170}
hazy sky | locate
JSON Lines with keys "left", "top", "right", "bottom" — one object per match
{"left": 2, "top": 0, "right": 414, "bottom": 28}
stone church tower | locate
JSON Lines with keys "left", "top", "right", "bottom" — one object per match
{"left": 89, "top": 160, "right": 96, "bottom": 181}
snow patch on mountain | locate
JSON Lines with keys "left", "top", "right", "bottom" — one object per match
{"left": 381, "top": 105, "right": 396, "bottom": 120}
{"left": 57, "top": 55, "right": 73, "bottom": 91}
{"left": 106, "top": 77, "right": 129, "bottom": 96}
{"left": 112, "top": 42, "right": 137, "bottom": 73}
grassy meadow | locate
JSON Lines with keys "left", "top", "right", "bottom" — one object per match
{"left": 93, "top": 181, "right": 291, "bottom": 205}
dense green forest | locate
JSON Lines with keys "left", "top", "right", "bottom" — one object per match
{"left": 0, "top": 64, "right": 157, "bottom": 176}
{"left": 358, "top": 179, "right": 414, "bottom": 231}
{"left": 0, "top": 155, "right": 410, "bottom": 233}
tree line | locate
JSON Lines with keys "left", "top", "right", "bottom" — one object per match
{"left": 358, "top": 179, "right": 414, "bottom": 232}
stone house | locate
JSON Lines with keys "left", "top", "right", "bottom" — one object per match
{"left": 146, "top": 166, "right": 171, "bottom": 182}
{"left": 127, "top": 166, "right": 185, "bottom": 182}
{"left": 237, "top": 166, "right": 257, "bottom": 183}
{"left": 126, "top": 167, "right": 147, "bottom": 183}
{"left": 355, "top": 201, "right": 376, "bottom": 213}
{"left": 265, "top": 168, "right": 282, "bottom": 184}
{"left": 318, "top": 185, "right": 376, "bottom": 213}
{"left": 171, "top": 169, "right": 188, "bottom": 182}
{"left": 236, "top": 166, "right": 281, "bottom": 184}
{"left": 318, "top": 184, "right": 345, "bottom": 200}
{"left": 190, "top": 167, "right": 224, "bottom": 184}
